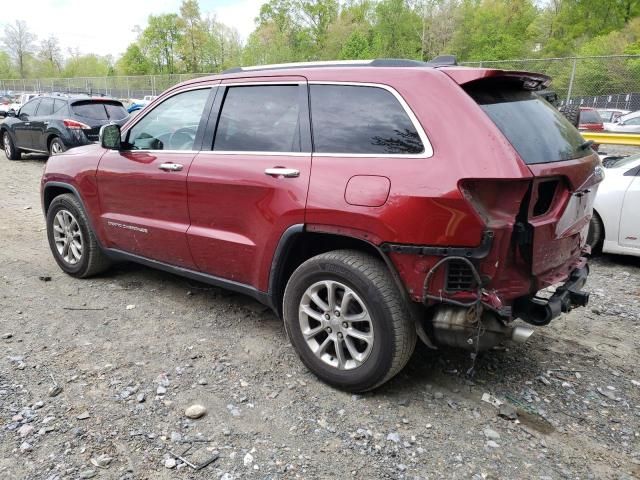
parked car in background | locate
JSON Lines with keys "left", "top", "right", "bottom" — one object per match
{"left": 597, "top": 108, "right": 630, "bottom": 124}
{"left": 588, "top": 155, "right": 640, "bottom": 257}
{"left": 40, "top": 59, "right": 598, "bottom": 391}
{"left": 1, "top": 94, "right": 128, "bottom": 158}
{"left": 0, "top": 96, "right": 13, "bottom": 117}
{"left": 578, "top": 107, "right": 604, "bottom": 131}
{"left": 606, "top": 110, "right": 640, "bottom": 133}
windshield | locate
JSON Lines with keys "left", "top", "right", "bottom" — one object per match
{"left": 466, "top": 81, "right": 588, "bottom": 165}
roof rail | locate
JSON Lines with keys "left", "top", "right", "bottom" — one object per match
{"left": 221, "top": 56, "right": 457, "bottom": 74}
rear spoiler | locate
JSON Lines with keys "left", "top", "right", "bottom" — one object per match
{"left": 439, "top": 67, "right": 551, "bottom": 91}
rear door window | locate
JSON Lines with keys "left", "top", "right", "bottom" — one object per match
{"left": 36, "top": 98, "right": 55, "bottom": 116}
{"left": 310, "top": 85, "right": 424, "bottom": 155}
{"left": 466, "top": 81, "right": 588, "bottom": 165}
{"left": 213, "top": 85, "right": 301, "bottom": 152}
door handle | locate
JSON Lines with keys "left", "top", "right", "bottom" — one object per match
{"left": 158, "top": 163, "right": 184, "bottom": 172}
{"left": 24, "top": 122, "right": 30, "bottom": 126}
{"left": 264, "top": 167, "right": 300, "bottom": 178}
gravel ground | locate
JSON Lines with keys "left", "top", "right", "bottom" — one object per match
{"left": 1, "top": 152, "right": 639, "bottom": 480}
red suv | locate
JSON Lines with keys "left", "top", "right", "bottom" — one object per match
{"left": 40, "top": 59, "right": 600, "bottom": 391}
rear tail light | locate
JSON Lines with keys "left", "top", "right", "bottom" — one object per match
{"left": 63, "top": 119, "right": 91, "bottom": 130}
{"left": 459, "top": 180, "right": 531, "bottom": 227}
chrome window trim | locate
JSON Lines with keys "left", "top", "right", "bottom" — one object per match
{"left": 308, "top": 81, "right": 433, "bottom": 159}
{"left": 199, "top": 151, "right": 309, "bottom": 157}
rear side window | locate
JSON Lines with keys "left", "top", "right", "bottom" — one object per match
{"left": 214, "top": 85, "right": 301, "bottom": 152}
{"left": 580, "top": 110, "right": 602, "bottom": 124}
{"left": 36, "top": 98, "right": 55, "bottom": 116}
{"left": 72, "top": 101, "right": 127, "bottom": 121}
{"left": 467, "top": 82, "right": 587, "bottom": 165}
{"left": 310, "top": 85, "right": 424, "bottom": 155}
{"left": 53, "top": 99, "right": 67, "bottom": 113}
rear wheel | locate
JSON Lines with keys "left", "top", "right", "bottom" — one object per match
{"left": 283, "top": 250, "right": 416, "bottom": 392}
{"left": 49, "top": 137, "right": 65, "bottom": 156}
{"left": 587, "top": 211, "right": 604, "bottom": 253}
{"left": 46, "top": 194, "right": 111, "bottom": 278}
{"left": 3, "top": 131, "right": 21, "bottom": 160}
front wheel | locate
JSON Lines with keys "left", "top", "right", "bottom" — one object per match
{"left": 283, "top": 250, "right": 416, "bottom": 392}
{"left": 3, "top": 131, "right": 21, "bottom": 160}
{"left": 46, "top": 194, "right": 111, "bottom": 278}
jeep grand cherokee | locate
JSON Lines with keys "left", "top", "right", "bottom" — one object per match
{"left": 40, "top": 58, "right": 600, "bottom": 391}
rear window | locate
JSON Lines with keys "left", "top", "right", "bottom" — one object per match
{"left": 580, "top": 109, "right": 602, "bottom": 124}
{"left": 466, "top": 81, "right": 587, "bottom": 165}
{"left": 71, "top": 101, "right": 127, "bottom": 121}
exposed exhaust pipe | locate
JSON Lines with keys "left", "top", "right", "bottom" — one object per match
{"left": 510, "top": 325, "right": 534, "bottom": 343}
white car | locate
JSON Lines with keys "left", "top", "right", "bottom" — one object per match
{"left": 588, "top": 155, "right": 640, "bottom": 257}
{"left": 605, "top": 110, "right": 640, "bottom": 133}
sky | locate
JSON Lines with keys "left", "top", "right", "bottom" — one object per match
{"left": 0, "top": 0, "right": 265, "bottom": 59}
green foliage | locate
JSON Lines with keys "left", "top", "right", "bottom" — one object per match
{"left": 2, "top": 0, "right": 640, "bottom": 83}
{"left": 116, "top": 44, "right": 153, "bottom": 75}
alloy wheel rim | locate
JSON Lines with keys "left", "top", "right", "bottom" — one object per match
{"left": 4, "top": 133, "right": 11, "bottom": 157}
{"left": 51, "top": 141, "right": 62, "bottom": 155}
{"left": 298, "top": 280, "right": 374, "bottom": 370}
{"left": 52, "top": 209, "right": 83, "bottom": 265}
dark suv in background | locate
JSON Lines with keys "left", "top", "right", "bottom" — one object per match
{"left": 1, "top": 94, "right": 128, "bottom": 159}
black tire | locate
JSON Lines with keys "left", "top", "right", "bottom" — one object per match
{"left": 587, "top": 211, "right": 604, "bottom": 254}
{"left": 2, "top": 130, "right": 21, "bottom": 160}
{"left": 559, "top": 105, "right": 580, "bottom": 128}
{"left": 48, "top": 137, "right": 66, "bottom": 156}
{"left": 46, "top": 193, "right": 111, "bottom": 278}
{"left": 283, "top": 250, "right": 416, "bottom": 392}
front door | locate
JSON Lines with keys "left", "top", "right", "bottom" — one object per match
{"left": 96, "top": 86, "right": 216, "bottom": 268}
{"left": 187, "top": 79, "right": 311, "bottom": 291}
{"left": 14, "top": 98, "right": 40, "bottom": 150}
{"left": 619, "top": 173, "right": 640, "bottom": 250}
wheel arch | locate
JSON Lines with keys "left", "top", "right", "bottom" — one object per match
{"left": 269, "top": 226, "right": 410, "bottom": 318}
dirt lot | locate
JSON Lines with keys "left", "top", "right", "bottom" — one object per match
{"left": 1, "top": 151, "right": 639, "bottom": 480}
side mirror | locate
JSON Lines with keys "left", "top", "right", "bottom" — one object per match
{"left": 6, "top": 109, "right": 16, "bottom": 117}
{"left": 100, "top": 123, "right": 122, "bottom": 150}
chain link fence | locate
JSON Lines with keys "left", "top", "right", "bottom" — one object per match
{"left": 2, "top": 55, "right": 640, "bottom": 108}
{"left": 462, "top": 54, "right": 640, "bottom": 110}
{"left": 0, "top": 73, "right": 211, "bottom": 100}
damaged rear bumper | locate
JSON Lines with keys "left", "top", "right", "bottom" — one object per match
{"left": 513, "top": 263, "right": 590, "bottom": 326}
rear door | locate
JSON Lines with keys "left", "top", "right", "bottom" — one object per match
{"left": 186, "top": 77, "right": 311, "bottom": 290}
{"left": 14, "top": 98, "right": 40, "bottom": 149}
{"left": 97, "top": 85, "right": 216, "bottom": 268}
{"left": 30, "top": 97, "right": 56, "bottom": 151}
{"left": 619, "top": 168, "right": 640, "bottom": 249}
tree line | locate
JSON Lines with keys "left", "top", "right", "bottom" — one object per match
{"left": 2, "top": 0, "right": 640, "bottom": 80}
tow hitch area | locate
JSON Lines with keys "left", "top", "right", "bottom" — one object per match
{"left": 514, "top": 265, "right": 590, "bottom": 326}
